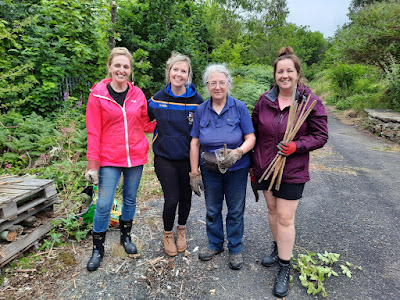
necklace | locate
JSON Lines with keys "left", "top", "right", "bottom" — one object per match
{"left": 278, "top": 95, "right": 292, "bottom": 101}
{"left": 278, "top": 95, "right": 292, "bottom": 110}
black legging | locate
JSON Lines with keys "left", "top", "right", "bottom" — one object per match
{"left": 154, "top": 155, "right": 192, "bottom": 231}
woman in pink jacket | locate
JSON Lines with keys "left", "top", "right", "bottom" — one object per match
{"left": 85, "top": 47, "right": 155, "bottom": 271}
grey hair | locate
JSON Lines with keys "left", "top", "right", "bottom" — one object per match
{"left": 165, "top": 52, "right": 193, "bottom": 85}
{"left": 202, "top": 64, "right": 233, "bottom": 89}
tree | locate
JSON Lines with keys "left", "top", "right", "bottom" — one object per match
{"left": 0, "top": 0, "right": 110, "bottom": 115}
{"left": 348, "top": 0, "right": 384, "bottom": 15}
{"left": 0, "top": 1, "right": 38, "bottom": 112}
{"left": 240, "top": 0, "right": 290, "bottom": 65}
{"left": 331, "top": 0, "right": 400, "bottom": 72}
{"left": 116, "top": 0, "right": 211, "bottom": 94}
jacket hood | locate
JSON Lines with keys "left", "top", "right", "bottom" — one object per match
{"left": 90, "top": 78, "right": 137, "bottom": 100}
{"left": 90, "top": 78, "right": 112, "bottom": 94}
{"left": 164, "top": 83, "right": 197, "bottom": 98}
{"left": 266, "top": 84, "right": 311, "bottom": 102}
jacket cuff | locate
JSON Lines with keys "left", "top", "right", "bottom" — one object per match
{"left": 87, "top": 160, "right": 101, "bottom": 171}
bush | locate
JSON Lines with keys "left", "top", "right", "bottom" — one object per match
{"left": 231, "top": 64, "right": 274, "bottom": 112}
{"left": 0, "top": 99, "right": 87, "bottom": 174}
{"left": 325, "top": 95, "right": 339, "bottom": 106}
{"left": 329, "top": 64, "right": 366, "bottom": 97}
{"left": 385, "top": 56, "right": 400, "bottom": 111}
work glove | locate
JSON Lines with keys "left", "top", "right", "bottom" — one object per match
{"left": 250, "top": 174, "right": 260, "bottom": 202}
{"left": 85, "top": 170, "right": 99, "bottom": 185}
{"left": 277, "top": 141, "right": 297, "bottom": 156}
{"left": 85, "top": 160, "right": 100, "bottom": 185}
{"left": 218, "top": 148, "right": 243, "bottom": 169}
{"left": 189, "top": 171, "right": 204, "bottom": 197}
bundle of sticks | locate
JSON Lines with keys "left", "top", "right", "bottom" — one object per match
{"left": 258, "top": 89, "right": 317, "bottom": 191}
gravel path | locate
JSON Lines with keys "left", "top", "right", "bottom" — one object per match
{"left": 58, "top": 112, "right": 400, "bottom": 300}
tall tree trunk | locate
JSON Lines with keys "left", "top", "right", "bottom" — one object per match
{"left": 108, "top": 1, "right": 117, "bottom": 51}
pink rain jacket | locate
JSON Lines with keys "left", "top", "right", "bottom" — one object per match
{"left": 86, "top": 78, "right": 156, "bottom": 168}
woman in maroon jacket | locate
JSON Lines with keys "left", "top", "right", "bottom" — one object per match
{"left": 251, "top": 46, "right": 328, "bottom": 298}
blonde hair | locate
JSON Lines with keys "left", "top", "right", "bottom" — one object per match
{"left": 273, "top": 46, "right": 304, "bottom": 86}
{"left": 165, "top": 52, "right": 192, "bottom": 85}
{"left": 107, "top": 47, "right": 133, "bottom": 79}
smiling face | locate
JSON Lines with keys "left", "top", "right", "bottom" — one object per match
{"left": 207, "top": 72, "right": 229, "bottom": 103}
{"left": 275, "top": 58, "right": 299, "bottom": 94}
{"left": 108, "top": 55, "right": 132, "bottom": 86}
{"left": 169, "top": 61, "right": 189, "bottom": 90}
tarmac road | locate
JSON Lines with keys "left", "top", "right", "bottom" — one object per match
{"left": 61, "top": 112, "right": 400, "bottom": 300}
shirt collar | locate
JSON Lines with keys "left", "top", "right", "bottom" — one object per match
{"left": 206, "top": 94, "right": 235, "bottom": 114}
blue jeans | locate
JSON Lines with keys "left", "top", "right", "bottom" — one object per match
{"left": 93, "top": 166, "right": 143, "bottom": 232}
{"left": 200, "top": 166, "right": 249, "bottom": 254}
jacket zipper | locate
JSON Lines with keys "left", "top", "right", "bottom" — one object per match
{"left": 121, "top": 106, "right": 132, "bottom": 167}
{"left": 93, "top": 93, "right": 132, "bottom": 167}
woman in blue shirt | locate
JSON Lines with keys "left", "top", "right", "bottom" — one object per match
{"left": 190, "top": 64, "right": 256, "bottom": 270}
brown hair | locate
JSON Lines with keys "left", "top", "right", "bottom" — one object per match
{"left": 273, "top": 46, "right": 303, "bottom": 86}
{"left": 106, "top": 47, "right": 133, "bottom": 79}
{"left": 165, "top": 52, "right": 193, "bottom": 85}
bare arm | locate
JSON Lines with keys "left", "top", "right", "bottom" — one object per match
{"left": 190, "top": 137, "right": 201, "bottom": 173}
{"left": 238, "top": 132, "right": 256, "bottom": 154}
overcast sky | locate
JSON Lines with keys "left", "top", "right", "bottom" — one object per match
{"left": 286, "top": 0, "right": 352, "bottom": 38}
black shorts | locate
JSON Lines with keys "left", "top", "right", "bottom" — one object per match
{"left": 254, "top": 176, "right": 305, "bottom": 200}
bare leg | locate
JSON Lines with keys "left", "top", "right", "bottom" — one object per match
{"left": 275, "top": 198, "right": 299, "bottom": 260}
{"left": 263, "top": 190, "right": 278, "bottom": 242}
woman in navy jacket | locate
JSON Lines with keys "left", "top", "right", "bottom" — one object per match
{"left": 251, "top": 46, "right": 328, "bottom": 298}
{"left": 148, "top": 52, "right": 203, "bottom": 256}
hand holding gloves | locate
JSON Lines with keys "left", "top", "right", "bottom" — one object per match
{"left": 218, "top": 148, "right": 243, "bottom": 169}
{"left": 189, "top": 171, "right": 204, "bottom": 196}
{"left": 277, "top": 141, "right": 297, "bottom": 156}
{"left": 85, "top": 160, "right": 100, "bottom": 185}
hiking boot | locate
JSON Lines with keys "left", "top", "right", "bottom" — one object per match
{"left": 163, "top": 231, "right": 178, "bottom": 256}
{"left": 119, "top": 217, "right": 137, "bottom": 255}
{"left": 229, "top": 253, "right": 243, "bottom": 270}
{"left": 198, "top": 247, "right": 224, "bottom": 261}
{"left": 262, "top": 241, "right": 278, "bottom": 267}
{"left": 176, "top": 226, "right": 187, "bottom": 253}
{"left": 87, "top": 231, "right": 106, "bottom": 271}
{"left": 273, "top": 261, "right": 291, "bottom": 297}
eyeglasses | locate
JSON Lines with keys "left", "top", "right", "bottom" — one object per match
{"left": 207, "top": 81, "right": 228, "bottom": 88}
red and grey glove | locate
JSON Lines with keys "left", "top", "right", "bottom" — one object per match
{"left": 250, "top": 174, "right": 260, "bottom": 202}
{"left": 277, "top": 141, "right": 297, "bottom": 156}
{"left": 85, "top": 160, "right": 100, "bottom": 185}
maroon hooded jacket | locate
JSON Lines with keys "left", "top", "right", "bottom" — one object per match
{"left": 251, "top": 85, "right": 328, "bottom": 183}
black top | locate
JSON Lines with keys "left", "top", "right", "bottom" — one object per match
{"left": 107, "top": 83, "right": 129, "bottom": 106}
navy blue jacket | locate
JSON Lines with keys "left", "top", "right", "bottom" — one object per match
{"left": 148, "top": 83, "right": 204, "bottom": 160}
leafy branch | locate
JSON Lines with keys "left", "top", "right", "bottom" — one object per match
{"left": 292, "top": 245, "right": 362, "bottom": 298}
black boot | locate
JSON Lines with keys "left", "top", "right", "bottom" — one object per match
{"left": 119, "top": 216, "right": 137, "bottom": 255}
{"left": 87, "top": 231, "right": 106, "bottom": 271}
{"left": 273, "top": 260, "right": 291, "bottom": 297}
{"left": 262, "top": 241, "right": 278, "bottom": 267}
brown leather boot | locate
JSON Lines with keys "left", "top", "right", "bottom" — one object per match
{"left": 176, "top": 226, "right": 187, "bottom": 252}
{"left": 163, "top": 231, "right": 177, "bottom": 256}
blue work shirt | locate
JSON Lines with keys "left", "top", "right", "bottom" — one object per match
{"left": 191, "top": 95, "right": 255, "bottom": 171}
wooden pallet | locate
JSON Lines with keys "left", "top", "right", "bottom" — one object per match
{"left": 0, "top": 177, "right": 57, "bottom": 220}
{"left": 0, "top": 177, "right": 59, "bottom": 267}
{"left": 0, "top": 217, "right": 58, "bottom": 267}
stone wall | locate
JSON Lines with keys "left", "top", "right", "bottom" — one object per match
{"left": 364, "top": 109, "right": 400, "bottom": 143}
